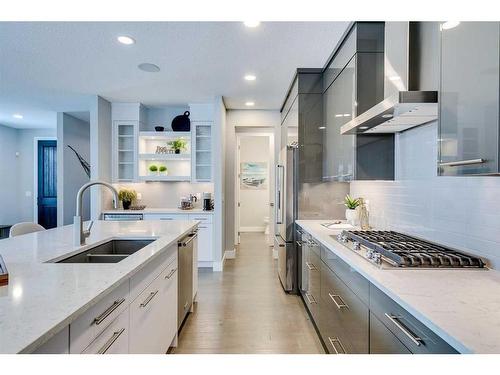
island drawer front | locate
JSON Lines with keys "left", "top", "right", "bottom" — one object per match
{"left": 82, "top": 308, "right": 129, "bottom": 354}
{"left": 369, "top": 312, "right": 411, "bottom": 354}
{"left": 308, "top": 249, "right": 321, "bottom": 321}
{"left": 319, "top": 262, "right": 369, "bottom": 354}
{"left": 320, "top": 245, "right": 369, "bottom": 305}
{"left": 143, "top": 213, "right": 187, "bottom": 221}
{"left": 188, "top": 214, "right": 212, "bottom": 224}
{"left": 130, "top": 244, "right": 177, "bottom": 301}
{"left": 70, "top": 280, "right": 129, "bottom": 354}
{"left": 369, "top": 285, "right": 458, "bottom": 354}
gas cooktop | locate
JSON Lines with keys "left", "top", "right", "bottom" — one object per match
{"left": 336, "top": 230, "right": 485, "bottom": 269}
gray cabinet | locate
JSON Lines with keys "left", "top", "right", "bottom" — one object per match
{"left": 370, "top": 312, "right": 411, "bottom": 354}
{"left": 439, "top": 22, "right": 500, "bottom": 175}
{"left": 299, "top": 232, "right": 321, "bottom": 320}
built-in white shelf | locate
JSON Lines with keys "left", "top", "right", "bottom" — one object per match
{"left": 138, "top": 153, "right": 191, "bottom": 161}
{"left": 139, "top": 131, "right": 191, "bottom": 139}
{"left": 139, "top": 175, "right": 191, "bottom": 182}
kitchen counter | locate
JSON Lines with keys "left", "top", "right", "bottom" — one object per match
{"left": 296, "top": 220, "right": 500, "bottom": 354}
{"left": 102, "top": 208, "right": 213, "bottom": 215}
{"left": 0, "top": 220, "right": 198, "bottom": 354}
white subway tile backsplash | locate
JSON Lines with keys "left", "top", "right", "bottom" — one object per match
{"left": 350, "top": 121, "right": 500, "bottom": 269}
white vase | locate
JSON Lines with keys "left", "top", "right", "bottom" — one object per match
{"left": 345, "top": 209, "right": 359, "bottom": 226}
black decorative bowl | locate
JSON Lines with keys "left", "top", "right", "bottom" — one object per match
{"left": 154, "top": 126, "right": 165, "bottom": 132}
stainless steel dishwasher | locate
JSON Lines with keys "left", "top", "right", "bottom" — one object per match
{"left": 178, "top": 231, "right": 197, "bottom": 329}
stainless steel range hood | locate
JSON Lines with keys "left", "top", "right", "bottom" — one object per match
{"left": 341, "top": 22, "right": 438, "bottom": 135}
{"left": 340, "top": 90, "right": 438, "bottom": 135}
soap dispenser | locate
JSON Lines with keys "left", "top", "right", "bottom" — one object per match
{"left": 358, "top": 198, "right": 370, "bottom": 230}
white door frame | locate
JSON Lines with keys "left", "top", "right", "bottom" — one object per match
{"left": 234, "top": 131, "right": 275, "bottom": 244}
{"left": 33, "top": 137, "right": 57, "bottom": 223}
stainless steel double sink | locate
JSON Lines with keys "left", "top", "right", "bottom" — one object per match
{"left": 56, "top": 239, "right": 155, "bottom": 264}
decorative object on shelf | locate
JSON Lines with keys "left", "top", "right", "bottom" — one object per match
{"left": 344, "top": 194, "right": 360, "bottom": 226}
{"left": 240, "top": 162, "right": 268, "bottom": 190}
{"left": 203, "top": 192, "right": 214, "bottom": 211}
{"left": 67, "top": 145, "right": 91, "bottom": 178}
{"left": 168, "top": 138, "right": 187, "bottom": 154}
{"left": 148, "top": 164, "right": 158, "bottom": 175}
{"left": 0, "top": 254, "right": 8, "bottom": 286}
{"left": 179, "top": 196, "right": 193, "bottom": 210}
{"left": 154, "top": 126, "right": 165, "bottom": 132}
{"left": 155, "top": 145, "right": 169, "bottom": 154}
{"left": 118, "top": 188, "right": 138, "bottom": 210}
{"left": 171, "top": 111, "right": 190, "bottom": 131}
{"left": 159, "top": 165, "right": 168, "bottom": 175}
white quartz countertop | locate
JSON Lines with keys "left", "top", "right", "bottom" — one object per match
{"left": 102, "top": 208, "right": 213, "bottom": 215}
{"left": 0, "top": 220, "right": 198, "bottom": 354}
{"left": 296, "top": 220, "right": 500, "bottom": 354}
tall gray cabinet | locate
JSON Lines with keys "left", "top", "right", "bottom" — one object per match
{"left": 439, "top": 22, "right": 500, "bottom": 175}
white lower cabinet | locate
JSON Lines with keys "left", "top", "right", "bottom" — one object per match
{"left": 82, "top": 308, "right": 130, "bottom": 354}
{"left": 129, "top": 259, "right": 178, "bottom": 354}
{"left": 196, "top": 223, "right": 213, "bottom": 263}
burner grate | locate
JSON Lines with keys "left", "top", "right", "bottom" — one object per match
{"left": 344, "top": 230, "right": 485, "bottom": 268}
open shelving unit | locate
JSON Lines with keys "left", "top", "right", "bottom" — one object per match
{"left": 138, "top": 131, "right": 192, "bottom": 181}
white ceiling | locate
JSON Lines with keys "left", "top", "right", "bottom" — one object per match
{"left": 0, "top": 22, "right": 349, "bottom": 129}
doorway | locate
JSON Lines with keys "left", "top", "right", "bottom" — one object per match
{"left": 36, "top": 139, "right": 57, "bottom": 229}
{"left": 235, "top": 133, "right": 274, "bottom": 245}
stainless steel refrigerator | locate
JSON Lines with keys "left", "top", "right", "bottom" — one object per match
{"left": 275, "top": 144, "right": 298, "bottom": 293}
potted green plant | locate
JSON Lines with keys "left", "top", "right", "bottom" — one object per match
{"left": 168, "top": 138, "right": 187, "bottom": 154}
{"left": 149, "top": 164, "right": 158, "bottom": 175}
{"left": 344, "top": 194, "right": 360, "bottom": 226}
{"left": 159, "top": 165, "right": 168, "bottom": 175}
{"left": 118, "top": 188, "right": 137, "bottom": 210}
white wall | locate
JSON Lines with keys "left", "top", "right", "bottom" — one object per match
{"left": 57, "top": 113, "right": 90, "bottom": 225}
{"left": 0, "top": 125, "right": 56, "bottom": 225}
{"left": 239, "top": 136, "right": 270, "bottom": 231}
{"left": 225, "top": 110, "right": 280, "bottom": 250}
{"left": 144, "top": 106, "right": 190, "bottom": 131}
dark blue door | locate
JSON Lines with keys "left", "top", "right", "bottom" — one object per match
{"left": 38, "top": 140, "right": 57, "bottom": 229}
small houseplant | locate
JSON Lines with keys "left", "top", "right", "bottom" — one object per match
{"left": 118, "top": 188, "right": 137, "bottom": 210}
{"left": 159, "top": 165, "right": 168, "bottom": 175}
{"left": 149, "top": 164, "right": 158, "bottom": 175}
{"left": 344, "top": 194, "right": 360, "bottom": 226}
{"left": 168, "top": 138, "right": 187, "bottom": 154}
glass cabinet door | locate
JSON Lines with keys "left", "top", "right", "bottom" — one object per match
{"left": 193, "top": 123, "right": 212, "bottom": 182}
{"left": 115, "top": 122, "right": 137, "bottom": 181}
{"left": 439, "top": 22, "right": 500, "bottom": 175}
{"left": 323, "top": 57, "right": 356, "bottom": 182}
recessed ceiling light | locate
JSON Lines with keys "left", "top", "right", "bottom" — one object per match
{"left": 244, "top": 21, "right": 260, "bottom": 28}
{"left": 117, "top": 35, "right": 135, "bottom": 45}
{"left": 13, "top": 113, "right": 23, "bottom": 119}
{"left": 441, "top": 21, "right": 460, "bottom": 30}
{"left": 245, "top": 101, "right": 255, "bottom": 107}
{"left": 244, "top": 74, "right": 256, "bottom": 81}
{"left": 138, "top": 63, "right": 160, "bottom": 72}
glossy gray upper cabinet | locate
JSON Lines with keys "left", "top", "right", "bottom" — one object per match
{"left": 439, "top": 22, "right": 500, "bottom": 175}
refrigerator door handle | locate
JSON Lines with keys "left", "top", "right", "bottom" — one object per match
{"left": 276, "top": 164, "right": 284, "bottom": 224}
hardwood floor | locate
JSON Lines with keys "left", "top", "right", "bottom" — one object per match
{"left": 172, "top": 232, "right": 324, "bottom": 354}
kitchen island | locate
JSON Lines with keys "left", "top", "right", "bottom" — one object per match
{"left": 0, "top": 220, "right": 198, "bottom": 354}
{"left": 296, "top": 220, "right": 500, "bottom": 354}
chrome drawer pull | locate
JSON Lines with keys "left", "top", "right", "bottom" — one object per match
{"left": 164, "top": 268, "right": 177, "bottom": 279}
{"left": 385, "top": 313, "right": 422, "bottom": 346}
{"left": 97, "top": 328, "right": 125, "bottom": 354}
{"left": 140, "top": 290, "right": 159, "bottom": 308}
{"left": 305, "top": 262, "right": 317, "bottom": 271}
{"left": 328, "top": 337, "right": 347, "bottom": 354}
{"left": 439, "top": 158, "right": 485, "bottom": 167}
{"left": 329, "top": 293, "right": 349, "bottom": 309}
{"left": 93, "top": 298, "right": 125, "bottom": 325}
{"left": 305, "top": 293, "right": 317, "bottom": 304}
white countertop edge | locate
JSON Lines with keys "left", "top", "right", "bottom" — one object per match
{"left": 17, "top": 222, "right": 198, "bottom": 354}
{"left": 295, "top": 220, "right": 472, "bottom": 354}
{"left": 101, "top": 208, "right": 214, "bottom": 215}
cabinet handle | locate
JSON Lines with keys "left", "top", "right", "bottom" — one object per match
{"left": 328, "top": 337, "right": 347, "bottom": 354}
{"left": 384, "top": 313, "right": 422, "bottom": 347}
{"left": 140, "top": 290, "right": 159, "bottom": 308}
{"left": 305, "top": 293, "right": 317, "bottom": 304}
{"left": 329, "top": 293, "right": 349, "bottom": 309}
{"left": 97, "top": 328, "right": 125, "bottom": 354}
{"left": 296, "top": 240, "right": 303, "bottom": 247}
{"left": 439, "top": 158, "right": 485, "bottom": 167}
{"left": 180, "top": 233, "right": 198, "bottom": 247}
{"left": 93, "top": 298, "right": 125, "bottom": 325}
{"left": 305, "top": 262, "right": 317, "bottom": 271}
{"left": 160, "top": 218, "right": 173, "bottom": 220}
{"left": 164, "top": 268, "right": 177, "bottom": 279}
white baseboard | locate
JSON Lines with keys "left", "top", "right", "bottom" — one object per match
{"left": 225, "top": 248, "right": 236, "bottom": 259}
{"left": 212, "top": 251, "right": 226, "bottom": 272}
{"left": 240, "top": 226, "right": 265, "bottom": 232}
